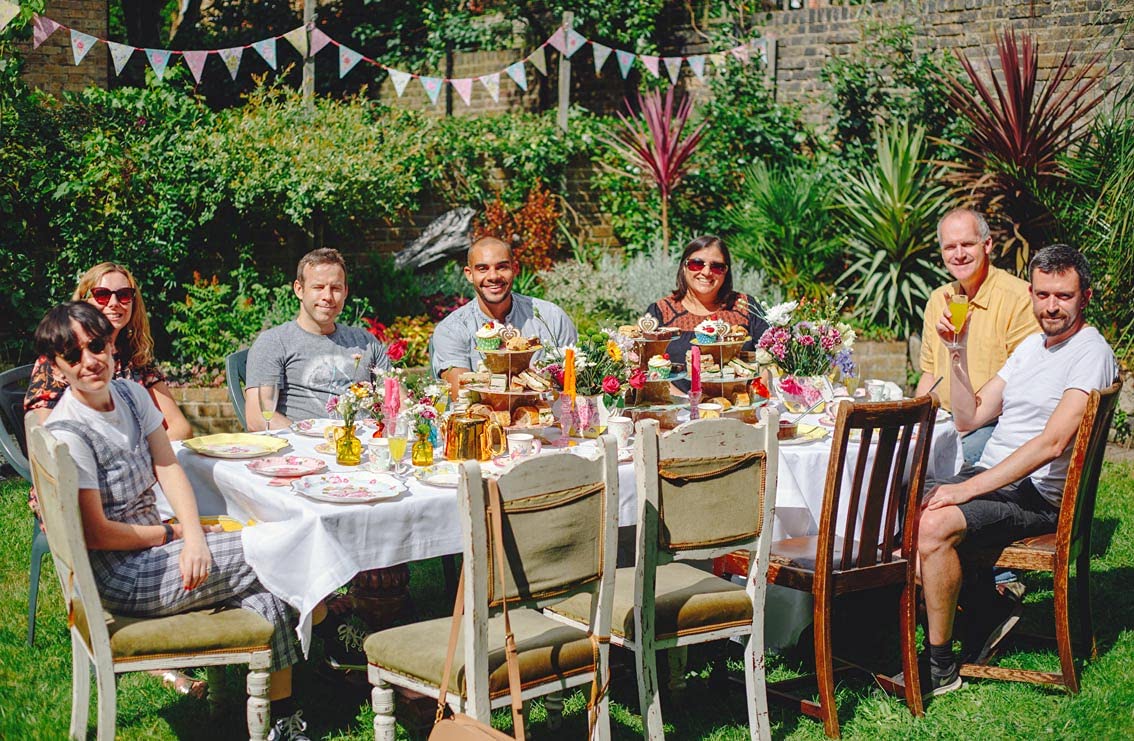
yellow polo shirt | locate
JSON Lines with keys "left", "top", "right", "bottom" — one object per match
{"left": 919, "top": 266, "right": 1038, "bottom": 411}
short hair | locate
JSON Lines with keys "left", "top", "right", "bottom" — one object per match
{"left": 296, "top": 248, "right": 348, "bottom": 285}
{"left": 34, "top": 302, "right": 114, "bottom": 360}
{"left": 937, "top": 208, "right": 991, "bottom": 244}
{"left": 467, "top": 236, "right": 514, "bottom": 265}
{"left": 72, "top": 262, "right": 154, "bottom": 368}
{"left": 1029, "top": 244, "right": 1092, "bottom": 293}
{"left": 673, "top": 234, "right": 737, "bottom": 306}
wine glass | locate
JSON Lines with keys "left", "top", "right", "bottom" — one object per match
{"left": 387, "top": 414, "right": 410, "bottom": 473}
{"left": 948, "top": 294, "right": 969, "bottom": 350}
{"left": 257, "top": 385, "right": 279, "bottom": 432}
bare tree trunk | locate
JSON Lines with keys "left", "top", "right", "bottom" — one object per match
{"left": 661, "top": 193, "right": 670, "bottom": 252}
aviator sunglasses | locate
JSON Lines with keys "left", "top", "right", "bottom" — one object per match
{"left": 59, "top": 337, "right": 110, "bottom": 366}
{"left": 685, "top": 257, "right": 728, "bottom": 276}
{"left": 89, "top": 287, "right": 136, "bottom": 306}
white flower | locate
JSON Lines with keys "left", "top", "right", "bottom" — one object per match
{"left": 764, "top": 301, "right": 798, "bottom": 327}
{"left": 836, "top": 322, "right": 856, "bottom": 350}
{"left": 753, "top": 348, "right": 775, "bottom": 365}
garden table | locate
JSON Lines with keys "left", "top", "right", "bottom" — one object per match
{"left": 172, "top": 411, "right": 962, "bottom": 653}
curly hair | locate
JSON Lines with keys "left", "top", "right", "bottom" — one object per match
{"left": 71, "top": 262, "right": 155, "bottom": 369}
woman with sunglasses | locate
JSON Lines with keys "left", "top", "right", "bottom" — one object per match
{"left": 645, "top": 235, "right": 770, "bottom": 393}
{"left": 25, "top": 262, "right": 191, "bottom": 441}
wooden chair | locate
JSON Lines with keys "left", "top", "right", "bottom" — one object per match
{"left": 547, "top": 416, "right": 780, "bottom": 740}
{"left": 27, "top": 422, "right": 276, "bottom": 740}
{"left": 960, "top": 380, "right": 1122, "bottom": 692}
{"left": 225, "top": 349, "right": 249, "bottom": 430}
{"left": 365, "top": 437, "right": 620, "bottom": 740}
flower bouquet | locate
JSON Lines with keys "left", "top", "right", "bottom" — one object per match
{"left": 537, "top": 329, "right": 637, "bottom": 437}
{"left": 326, "top": 381, "right": 384, "bottom": 465}
{"left": 755, "top": 295, "right": 855, "bottom": 413}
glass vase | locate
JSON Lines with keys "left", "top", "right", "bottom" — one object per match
{"left": 777, "top": 375, "right": 832, "bottom": 414}
{"left": 335, "top": 424, "right": 362, "bottom": 466}
{"left": 411, "top": 434, "right": 434, "bottom": 467}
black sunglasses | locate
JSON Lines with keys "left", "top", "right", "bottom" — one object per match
{"left": 685, "top": 257, "right": 728, "bottom": 276}
{"left": 59, "top": 337, "right": 110, "bottom": 366}
{"left": 89, "top": 287, "right": 136, "bottom": 306}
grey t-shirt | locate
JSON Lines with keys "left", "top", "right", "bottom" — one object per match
{"left": 246, "top": 320, "right": 390, "bottom": 421}
{"left": 428, "top": 293, "right": 577, "bottom": 377}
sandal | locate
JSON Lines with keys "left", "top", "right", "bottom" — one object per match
{"left": 158, "top": 670, "right": 207, "bottom": 698}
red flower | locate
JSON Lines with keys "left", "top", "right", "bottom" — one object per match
{"left": 602, "top": 375, "right": 621, "bottom": 394}
{"left": 387, "top": 339, "right": 408, "bottom": 363}
{"left": 750, "top": 377, "right": 770, "bottom": 399}
{"left": 363, "top": 317, "right": 388, "bottom": 342}
{"left": 628, "top": 368, "right": 648, "bottom": 390}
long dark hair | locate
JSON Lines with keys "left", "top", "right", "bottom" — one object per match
{"left": 673, "top": 235, "right": 737, "bottom": 306}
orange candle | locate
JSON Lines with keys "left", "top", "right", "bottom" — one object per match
{"left": 563, "top": 348, "right": 576, "bottom": 400}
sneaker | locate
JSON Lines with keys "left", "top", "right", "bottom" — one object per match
{"left": 267, "top": 710, "right": 311, "bottom": 741}
{"left": 890, "top": 659, "right": 964, "bottom": 699}
{"left": 315, "top": 612, "right": 369, "bottom": 671}
{"left": 961, "top": 582, "right": 1024, "bottom": 665}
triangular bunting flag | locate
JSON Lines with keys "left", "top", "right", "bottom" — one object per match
{"left": 478, "top": 72, "right": 500, "bottom": 102}
{"left": 546, "top": 27, "right": 565, "bottom": 54}
{"left": 218, "top": 46, "right": 242, "bottom": 80}
{"left": 688, "top": 55, "right": 706, "bottom": 79}
{"left": 615, "top": 49, "right": 635, "bottom": 79}
{"left": 730, "top": 44, "right": 750, "bottom": 63}
{"left": 710, "top": 52, "right": 729, "bottom": 72}
{"left": 144, "top": 48, "right": 171, "bottom": 79}
{"left": 283, "top": 26, "right": 307, "bottom": 57}
{"left": 32, "top": 15, "right": 60, "bottom": 49}
{"left": 70, "top": 30, "right": 97, "bottom": 66}
{"left": 310, "top": 28, "right": 331, "bottom": 55}
{"left": 252, "top": 38, "right": 277, "bottom": 69}
{"left": 639, "top": 54, "right": 660, "bottom": 78}
{"left": 420, "top": 76, "right": 443, "bottom": 105}
{"left": 505, "top": 61, "right": 527, "bottom": 91}
{"left": 451, "top": 78, "right": 473, "bottom": 106}
{"left": 663, "top": 56, "right": 682, "bottom": 84}
{"left": 564, "top": 28, "right": 586, "bottom": 58}
{"left": 528, "top": 46, "right": 546, "bottom": 76}
{"left": 338, "top": 45, "right": 361, "bottom": 77}
{"left": 107, "top": 41, "right": 134, "bottom": 76}
{"left": 0, "top": 1, "right": 19, "bottom": 35}
{"left": 591, "top": 42, "right": 611, "bottom": 74}
{"left": 388, "top": 68, "right": 411, "bottom": 97}
{"left": 183, "top": 50, "right": 208, "bottom": 83}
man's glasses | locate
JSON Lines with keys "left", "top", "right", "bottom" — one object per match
{"left": 59, "top": 337, "right": 110, "bottom": 366}
{"left": 685, "top": 258, "right": 728, "bottom": 276}
{"left": 89, "top": 287, "right": 136, "bottom": 306}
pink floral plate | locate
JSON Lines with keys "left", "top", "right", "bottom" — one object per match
{"left": 246, "top": 455, "right": 327, "bottom": 478}
{"left": 183, "top": 433, "right": 289, "bottom": 459}
{"left": 291, "top": 472, "right": 406, "bottom": 504}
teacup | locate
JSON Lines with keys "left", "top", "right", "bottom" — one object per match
{"left": 828, "top": 395, "right": 855, "bottom": 414}
{"left": 507, "top": 432, "right": 542, "bottom": 459}
{"left": 606, "top": 415, "right": 634, "bottom": 451}
{"left": 865, "top": 379, "right": 886, "bottom": 402}
{"left": 367, "top": 438, "right": 392, "bottom": 471}
{"left": 698, "top": 402, "right": 723, "bottom": 419}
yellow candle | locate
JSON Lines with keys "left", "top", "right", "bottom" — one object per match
{"left": 563, "top": 349, "right": 576, "bottom": 400}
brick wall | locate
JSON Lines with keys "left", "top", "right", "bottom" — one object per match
{"left": 17, "top": 0, "right": 108, "bottom": 94}
{"left": 170, "top": 386, "right": 243, "bottom": 436}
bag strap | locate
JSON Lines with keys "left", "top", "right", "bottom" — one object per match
{"left": 487, "top": 478, "right": 526, "bottom": 740}
{"left": 434, "top": 570, "right": 466, "bottom": 725}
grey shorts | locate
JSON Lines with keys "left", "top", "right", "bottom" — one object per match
{"left": 930, "top": 465, "right": 1060, "bottom": 549}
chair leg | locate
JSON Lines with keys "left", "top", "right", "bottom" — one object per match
{"left": 1076, "top": 550, "right": 1096, "bottom": 661}
{"left": 544, "top": 692, "right": 563, "bottom": 730}
{"left": 636, "top": 646, "right": 665, "bottom": 740}
{"left": 1053, "top": 560, "right": 1079, "bottom": 693}
{"left": 206, "top": 666, "right": 226, "bottom": 718}
{"left": 27, "top": 522, "right": 49, "bottom": 647}
{"left": 69, "top": 634, "right": 90, "bottom": 741}
{"left": 813, "top": 598, "right": 839, "bottom": 739}
{"left": 93, "top": 660, "right": 117, "bottom": 741}
{"left": 595, "top": 640, "right": 612, "bottom": 741}
{"left": 744, "top": 623, "right": 772, "bottom": 740}
{"left": 371, "top": 677, "right": 397, "bottom": 741}
{"left": 898, "top": 583, "right": 924, "bottom": 717}
{"left": 246, "top": 663, "right": 271, "bottom": 740}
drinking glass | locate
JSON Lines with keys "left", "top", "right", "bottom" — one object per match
{"left": 257, "top": 385, "right": 279, "bottom": 431}
{"left": 948, "top": 294, "right": 969, "bottom": 350}
{"left": 387, "top": 415, "right": 409, "bottom": 467}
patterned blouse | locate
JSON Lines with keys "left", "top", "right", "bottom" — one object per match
{"left": 23, "top": 353, "right": 166, "bottom": 413}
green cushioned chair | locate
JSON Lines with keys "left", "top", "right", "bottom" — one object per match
{"left": 27, "top": 423, "right": 274, "bottom": 741}
{"left": 365, "top": 439, "right": 620, "bottom": 740}
{"left": 547, "top": 416, "right": 781, "bottom": 741}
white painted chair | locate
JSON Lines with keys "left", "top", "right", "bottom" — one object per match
{"left": 365, "top": 436, "right": 620, "bottom": 740}
{"left": 26, "top": 422, "right": 275, "bottom": 740}
{"left": 547, "top": 415, "right": 780, "bottom": 740}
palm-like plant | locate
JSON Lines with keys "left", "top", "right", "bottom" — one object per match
{"left": 839, "top": 122, "right": 951, "bottom": 337}
{"left": 939, "top": 29, "right": 1107, "bottom": 272}
{"left": 602, "top": 88, "right": 708, "bottom": 251}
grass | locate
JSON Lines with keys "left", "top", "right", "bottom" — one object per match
{"left": 2, "top": 460, "right": 1133, "bottom": 739}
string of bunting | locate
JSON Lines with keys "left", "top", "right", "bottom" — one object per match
{"left": 1, "top": 0, "right": 768, "bottom": 105}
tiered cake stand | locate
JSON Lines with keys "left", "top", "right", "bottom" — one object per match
{"left": 465, "top": 347, "right": 543, "bottom": 417}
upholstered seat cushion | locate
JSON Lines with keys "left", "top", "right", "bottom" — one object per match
{"left": 546, "top": 562, "right": 751, "bottom": 642}
{"left": 73, "top": 601, "right": 274, "bottom": 659}
{"left": 365, "top": 607, "right": 595, "bottom": 698}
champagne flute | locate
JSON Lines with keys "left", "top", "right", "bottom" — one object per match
{"left": 948, "top": 294, "right": 969, "bottom": 350}
{"left": 387, "top": 414, "right": 409, "bottom": 472}
{"left": 257, "top": 385, "right": 279, "bottom": 432}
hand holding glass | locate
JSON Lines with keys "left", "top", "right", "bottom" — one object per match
{"left": 257, "top": 385, "right": 279, "bottom": 430}
{"left": 947, "top": 294, "right": 969, "bottom": 350}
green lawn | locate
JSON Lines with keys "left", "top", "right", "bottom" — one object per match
{"left": 2, "top": 460, "right": 1133, "bottom": 739}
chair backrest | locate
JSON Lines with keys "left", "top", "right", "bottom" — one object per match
{"left": 225, "top": 349, "right": 249, "bottom": 431}
{"left": 26, "top": 421, "right": 113, "bottom": 659}
{"left": 636, "top": 415, "right": 779, "bottom": 565}
{"left": 819, "top": 396, "right": 938, "bottom": 573}
{"left": 0, "top": 364, "right": 33, "bottom": 481}
{"left": 1059, "top": 380, "right": 1122, "bottom": 563}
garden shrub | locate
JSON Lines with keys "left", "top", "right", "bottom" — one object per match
{"left": 378, "top": 315, "right": 435, "bottom": 369}
{"left": 473, "top": 180, "right": 562, "bottom": 270}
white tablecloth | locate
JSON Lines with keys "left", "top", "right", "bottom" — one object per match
{"left": 175, "top": 414, "right": 962, "bottom": 652}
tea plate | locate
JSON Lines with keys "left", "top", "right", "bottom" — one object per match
{"left": 414, "top": 462, "right": 461, "bottom": 488}
{"left": 779, "top": 424, "right": 829, "bottom": 446}
{"left": 290, "top": 418, "right": 337, "bottom": 437}
{"left": 183, "top": 434, "right": 289, "bottom": 459}
{"left": 246, "top": 455, "right": 326, "bottom": 478}
{"left": 291, "top": 472, "right": 406, "bottom": 504}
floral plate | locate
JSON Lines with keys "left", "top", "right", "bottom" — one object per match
{"left": 246, "top": 455, "right": 327, "bottom": 478}
{"left": 183, "top": 434, "right": 289, "bottom": 459}
{"left": 414, "top": 462, "right": 461, "bottom": 488}
{"left": 291, "top": 472, "right": 406, "bottom": 504}
{"left": 290, "top": 418, "right": 338, "bottom": 437}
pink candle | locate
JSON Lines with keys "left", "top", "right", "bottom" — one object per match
{"left": 690, "top": 346, "right": 702, "bottom": 395}
{"left": 384, "top": 377, "right": 400, "bottom": 417}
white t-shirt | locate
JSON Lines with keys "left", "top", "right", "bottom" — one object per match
{"left": 979, "top": 326, "right": 1118, "bottom": 506}
{"left": 47, "top": 381, "right": 165, "bottom": 490}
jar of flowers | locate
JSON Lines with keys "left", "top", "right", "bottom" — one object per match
{"left": 326, "top": 381, "right": 382, "bottom": 465}
{"left": 538, "top": 329, "right": 636, "bottom": 438}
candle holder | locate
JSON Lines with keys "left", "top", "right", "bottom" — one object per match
{"left": 553, "top": 393, "right": 575, "bottom": 447}
{"left": 687, "top": 390, "right": 702, "bottom": 421}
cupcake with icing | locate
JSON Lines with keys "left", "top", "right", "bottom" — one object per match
{"left": 694, "top": 318, "right": 722, "bottom": 344}
{"left": 475, "top": 322, "right": 502, "bottom": 350}
{"left": 647, "top": 353, "right": 672, "bottom": 379}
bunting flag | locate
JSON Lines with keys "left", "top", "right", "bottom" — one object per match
{"left": 451, "top": 77, "right": 473, "bottom": 106}
{"left": 107, "top": 41, "right": 134, "bottom": 75}
{"left": 479, "top": 72, "right": 500, "bottom": 101}
{"left": 730, "top": 43, "right": 750, "bottom": 63}
{"left": 282, "top": 26, "right": 307, "bottom": 57}
{"left": 505, "top": 61, "right": 527, "bottom": 91}
{"left": 663, "top": 56, "right": 682, "bottom": 83}
{"left": 32, "top": 15, "right": 60, "bottom": 49}
{"left": 0, "top": 1, "right": 19, "bottom": 34}
{"left": 528, "top": 46, "right": 547, "bottom": 76}
{"left": 420, "top": 76, "right": 443, "bottom": 105}
{"left": 546, "top": 27, "right": 566, "bottom": 54}
{"left": 639, "top": 54, "right": 660, "bottom": 78}
{"left": 710, "top": 52, "right": 728, "bottom": 71}
{"left": 70, "top": 30, "right": 97, "bottom": 65}
{"left": 339, "top": 45, "right": 362, "bottom": 77}
{"left": 388, "top": 68, "right": 411, "bottom": 96}
{"left": 591, "top": 42, "right": 611, "bottom": 74}
{"left": 688, "top": 54, "right": 706, "bottom": 79}
{"left": 183, "top": 50, "right": 209, "bottom": 83}
{"left": 144, "top": 48, "right": 171, "bottom": 79}
{"left": 310, "top": 28, "right": 331, "bottom": 55}
{"left": 252, "top": 38, "right": 277, "bottom": 69}
{"left": 615, "top": 49, "right": 635, "bottom": 79}
{"left": 218, "top": 46, "right": 242, "bottom": 79}
{"left": 564, "top": 28, "right": 586, "bottom": 58}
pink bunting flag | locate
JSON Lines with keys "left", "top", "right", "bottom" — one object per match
{"left": 639, "top": 54, "right": 660, "bottom": 78}
{"left": 0, "top": 1, "right": 19, "bottom": 35}
{"left": 478, "top": 72, "right": 500, "bottom": 102}
{"left": 183, "top": 50, "right": 209, "bottom": 83}
{"left": 420, "top": 76, "right": 443, "bottom": 105}
{"left": 663, "top": 56, "right": 682, "bottom": 84}
{"left": 546, "top": 27, "right": 566, "bottom": 54}
{"left": 564, "top": 28, "right": 586, "bottom": 58}
{"left": 70, "top": 30, "right": 97, "bottom": 65}
{"left": 730, "top": 44, "right": 750, "bottom": 63}
{"left": 282, "top": 26, "right": 307, "bottom": 57}
{"left": 310, "top": 28, "right": 332, "bottom": 55}
{"left": 252, "top": 38, "right": 277, "bottom": 69}
{"left": 505, "top": 61, "right": 527, "bottom": 91}
{"left": 591, "top": 42, "right": 611, "bottom": 74}
{"left": 688, "top": 55, "right": 706, "bottom": 79}
{"left": 615, "top": 49, "right": 635, "bottom": 79}
{"left": 451, "top": 78, "right": 473, "bottom": 106}
{"left": 32, "top": 15, "right": 60, "bottom": 49}
{"left": 218, "top": 46, "right": 242, "bottom": 80}
{"left": 144, "top": 48, "right": 171, "bottom": 79}
{"left": 387, "top": 68, "right": 411, "bottom": 97}
{"left": 528, "top": 46, "right": 547, "bottom": 76}
{"left": 339, "top": 45, "right": 362, "bottom": 78}
{"left": 107, "top": 41, "right": 134, "bottom": 76}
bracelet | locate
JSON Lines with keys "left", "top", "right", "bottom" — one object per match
{"left": 162, "top": 522, "right": 175, "bottom": 545}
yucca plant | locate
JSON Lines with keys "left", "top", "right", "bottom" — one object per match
{"left": 601, "top": 88, "right": 708, "bottom": 252}
{"left": 939, "top": 29, "right": 1107, "bottom": 272}
{"left": 839, "top": 122, "right": 951, "bottom": 337}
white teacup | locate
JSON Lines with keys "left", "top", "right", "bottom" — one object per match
{"left": 698, "top": 402, "right": 723, "bottom": 419}
{"left": 507, "top": 433, "right": 542, "bottom": 459}
{"left": 828, "top": 395, "right": 855, "bottom": 414}
{"left": 865, "top": 379, "right": 886, "bottom": 402}
{"left": 606, "top": 415, "right": 634, "bottom": 451}
{"left": 367, "top": 438, "right": 392, "bottom": 471}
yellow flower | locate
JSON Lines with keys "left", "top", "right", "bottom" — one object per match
{"left": 350, "top": 383, "right": 368, "bottom": 398}
{"left": 606, "top": 340, "right": 622, "bottom": 363}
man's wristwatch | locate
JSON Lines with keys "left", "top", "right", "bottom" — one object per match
{"left": 161, "top": 523, "right": 175, "bottom": 545}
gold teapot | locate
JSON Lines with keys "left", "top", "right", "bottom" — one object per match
{"left": 443, "top": 414, "right": 506, "bottom": 462}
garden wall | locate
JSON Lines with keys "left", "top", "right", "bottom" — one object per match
{"left": 17, "top": 0, "right": 108, "bottom": 93}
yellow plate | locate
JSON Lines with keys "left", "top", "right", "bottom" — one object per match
{"left": 183, "top": 433, "right": 289, "bottom": 459}
{"left": 780, "top": 423, "right": 829, "bottom": 446}
{"left": 169, "top": 515, "right": 253, "bottom": 531}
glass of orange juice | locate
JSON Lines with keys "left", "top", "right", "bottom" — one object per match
{"left": 948, "top": 294, "right": 969, "bottom": 350}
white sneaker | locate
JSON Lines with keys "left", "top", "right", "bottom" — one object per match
{"left": 268, "top": 710, "right": 311, "bottom": 741}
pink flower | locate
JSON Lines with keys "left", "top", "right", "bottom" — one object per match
{"left": 780, "top": 377, "right": 804, "bottom": 396}
{"left": 325, "top": 397, "right": 339, "bottom": 414}
{"left": 798, "top": 334, "right": 815, "bottom": 346}
{"left": 602, "top": 375, "right": 621, "bottom": 394}
{"left": 628, "top": 368, "right": 647, "bottom": 390}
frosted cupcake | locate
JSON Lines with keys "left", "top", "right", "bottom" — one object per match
{"left": 694, "top": 318, "right": 721, "bottom": 344}
{"left": 647, "top": 353, "right": 672, "bottom": 379}
{"left": 475, "top": 322, "right": 502, "bottom": 350}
